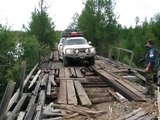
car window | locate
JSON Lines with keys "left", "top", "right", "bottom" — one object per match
{"left": 65, "top": 38, "right": 88, "bottom": 45}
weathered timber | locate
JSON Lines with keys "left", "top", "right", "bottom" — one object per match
{"left": 49, "top": 52, "right": 53, "bottom": 61}
{"left": 29, "top": 70, "right": 41, "bottom": 89}
{"left": 157, "top": 87, "right": 160, "bottom": 120}
{"left": 93, "top": 69, "right": 146, "bottom": 101}
{"left": 117, "top": 108, "right": 142, "bottom": 120}
{"left": 74, "top": 81, "right": 92, "bottom": 106}
{"left": 7, "top": 93, "right": 28, "bottom": 120}
{"left": 24, "top": 104, "right": 37, "bottom": 120}
{"left": 108, "top": 89, "right": 122, "bottom": 102}
{"left": 74, "top": 67, "right": 83, "bottom": 78}
{"left": 82, "top": 82, "right": 110, "bottom": 88}
{"left": 90, "top": 97, "right": 113, "bottom": 104}
{"left": 19, "top": 61, "right": 26, "bottom": 98}
{"left": 41, "top": 73, "right": 49, "bottom": 88}
{"left": 59, "top": 67, "right": 65, "bottom": 78}
{"left": 106, "top": 70, "right": 146, "bottom": 99}
{"left": 49, "top": 75, "right": 57, "bottom": 86}
{"left": 70, "top": 68, "right": 77, "bottom": 78}
{"left": 47, "top": 76, "right": 52, "bottom": 96}
{"left": 7, "top": 64, "right": 38, "bottom": 113}
{"left": 126, "top": 110, "right": 147, "bottom": 120}
{"left": 17, "top": 112, "right": 25, "bottom": 120}
{"left": 64, "top": 67, "right": 70, "bottom": 78}
{"left": 67, "top": 80, "right": 77, "bottom": 105}
{"left": 0, "top": 81, "right": 16, "bottom": 120}
{"left": 34, "top": 90, "right": 46, "bottom": 120}
{"left": 42, "top": 117, "right": 63, "bottom": 120}
{"left": 26, "top": 77, "right": 42, "bottom": 111}
{"left": 58, "top": 80, "right": 67, "bottom": 104}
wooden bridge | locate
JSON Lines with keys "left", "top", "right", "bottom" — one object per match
{"left": 0, "top": 50, "right": 158, "bottom": 120}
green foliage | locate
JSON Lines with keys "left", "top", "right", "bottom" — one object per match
{"left": 29, "top": 0, "right": 55, "bottom": 48}
{"left": 78, "top": 0, "right": 120, "bottom": 56}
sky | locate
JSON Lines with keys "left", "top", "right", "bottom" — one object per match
{"left": 0, "top": 0, "right": 160, "bottom": 31}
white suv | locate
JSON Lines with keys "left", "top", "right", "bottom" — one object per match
{"left": 58, "top": 35, "right": 96, "bottom": 66}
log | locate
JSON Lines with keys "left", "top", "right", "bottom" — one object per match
{"left": 94, "top": 69, "right": 146, "bottom": 101}
{"left": 41, "top": 73, "right": 49, "bottom": 88}
{"left": 7, "top": 64, "right": 38, "bottom": 112}
{"left": 74, "top": 67, "right": 83, "bottom": 78}
{"left": 19, "top": 61, "right": 26, "bottom": 98}
{"left": 57, "top": 80, "right": 67, "bottom": 104}
{"left": 24, "top": 104, "right": 37, "bottom": 120}
{"left": 74, "top": 81, "right": 92, "bottom": 106}
{"left": 7, "top": 93, "right": 28, "bottom": 120}
{"left": 108, "top": 89, "right": 122, "bottom": 102}
{"left": 67, "top": 80, "right": 77, "bottom": 105}
{"left": 34, "top": 90, "right": 46, "bottom": 120}
{"left": 47, "top": 76, "right": 52, "bottom": 97}
{"left": 0, "top": 81, "right": 16, "bottom": 120}
{"left": 17, "top": 112, "right": 26, "bottom": 120}
{"left": 70, "top": 68, "right": 76, "bottom": 78}
{"left": 26, "top": 77, "right": 42, "bottom": 111}
{"left": 49, "top": 74, "right": 57, "bottom": 86}
{"left": 29, "top": 70, "right": 41, "bottom": 89}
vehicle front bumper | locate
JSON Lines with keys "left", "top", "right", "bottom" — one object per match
{"left": 64, "top": 53, "right": 95, "bottom": 60}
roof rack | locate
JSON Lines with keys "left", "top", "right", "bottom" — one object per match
{"left": 61, "top": 29, "right": 83, "bottom": 37}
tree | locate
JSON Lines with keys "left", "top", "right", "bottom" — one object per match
{"left": 78, "top": 0, "right": 120, "bottom": 56}
{"left": 29, "top": 0, "right": 55, "bottom": 47}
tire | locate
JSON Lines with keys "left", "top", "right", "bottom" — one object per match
{"left": 89, "top": 56, "right": 95, "bottom": 65}
{"left": 63, "top": 57, "right": 69, "bottom": 67}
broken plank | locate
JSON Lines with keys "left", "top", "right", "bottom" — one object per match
{"left": 64, "top": 67, "right": 70, "bottom": 78}
{"left": 7, "top": 93, "right": 28, "bottom": 120}
{"left": 74, "top": 81, "right": 92, "bottom": 106}
{"left": 24, "top": 104, "right": 37, "bottom": 120}
{"left": 29, "top": 70, "right": 41, "bottom": 89}
{"left": 49, "top": 75, "right": 57, "bottom": 86}
{"left": 47, "top": 77, "right": 52, "bottom": 97}
{"left": 67, "top": 80, "right": 77, "bottom": 105}
{"left": 94, "top": 69, "right": 145, "bottom": 101}
{"left": 59, "top": 67, "right": 65, "bottom": 78}
{"left": 17, "top": 112, "right": 26, "bottom": 120}
{"left": 58, "top": 80, "right": 67, "bottom": 104}
{"left": 70, "top": 68, "right": 76, "bottom": 78}
{"left": 74, "top": 67, "right": 83, "bottom": 78}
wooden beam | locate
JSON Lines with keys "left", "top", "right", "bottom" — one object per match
{"left": 19, "top": 61, "right": 26, "bottom": 98}
{"left": 58, "top": 80, "right": 67, "bottom": 104}
{"left": 17, "top": 112, "right": 26, "bottom": 120}
{"left": 74, "top": 81, "right": 92, "bottom": 106}
{"left": 24, "top": 104, "right": 37, "bottom": 120}
{"left": 7, "top": 64, "right": 38, "bottom": 113}
{"left": 74, "top": 67, "right": 83, "bottom": 78}
{"left": 7, "top": 93, "right": 28, "bottom": 120}
{"left": 67, "top": 80, "right": 77, "bottom": 105}
{"left": 0, "top": 81, "right": 16, "bottom": 120}
{"left": 29, "top": 70, "right": 41, "bottom": 89}
{"left": 94, "top": 69, "right": 146, "bottom": 101}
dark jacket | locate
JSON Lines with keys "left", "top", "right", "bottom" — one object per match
{"left": 145, "top": 46, "right": 157, "bottom": 69}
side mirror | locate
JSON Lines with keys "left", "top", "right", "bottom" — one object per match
{"left": 88, "top": 41, "right": 91, "bottom": 44}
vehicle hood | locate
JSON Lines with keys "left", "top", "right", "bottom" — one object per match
{"left": 63, "top": 44, "right": 93, "bottom": 49}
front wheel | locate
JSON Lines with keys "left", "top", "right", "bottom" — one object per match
{"left": 63, "top": 57, "right": 69, "bottom": 67}
{"left": 89, "top": 56, "right": 95, "bottom": 65}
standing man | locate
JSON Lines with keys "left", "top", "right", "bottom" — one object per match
{"left": 143, "top": 39, "right": 157, "bottom": 96}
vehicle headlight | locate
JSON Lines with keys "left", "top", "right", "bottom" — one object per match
{"left": 89, "top": 47, "right": 95, "bottom": 53}
{"left": 85, "top": 48, "right": 89, "bottom": 53}
{"left": 65, "top": 49, "right": 73, "bottom": 54}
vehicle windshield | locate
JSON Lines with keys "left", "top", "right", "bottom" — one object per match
{"left": 65, "top": 38, "right": 88, "bottom": 45}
